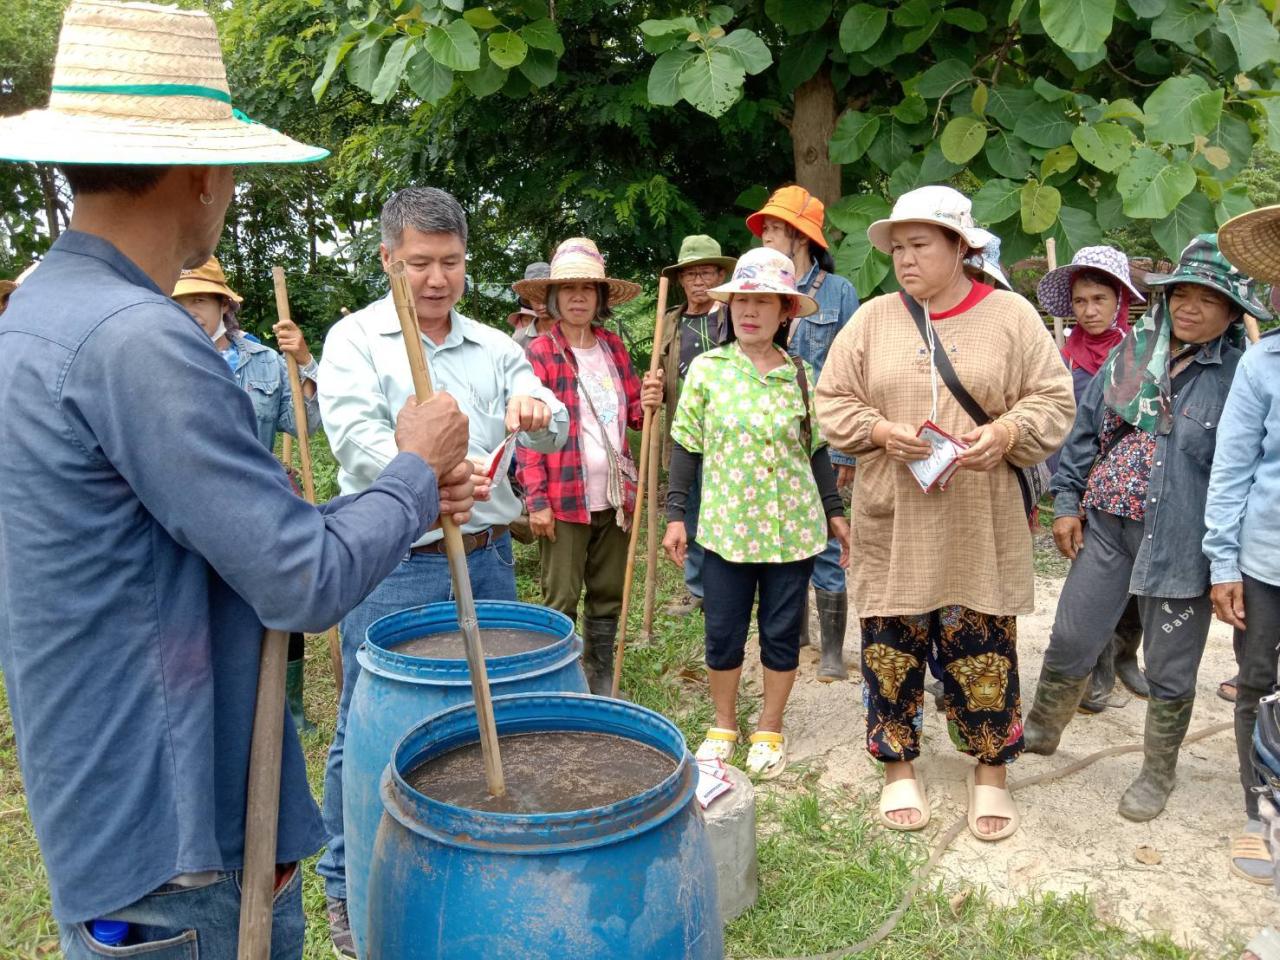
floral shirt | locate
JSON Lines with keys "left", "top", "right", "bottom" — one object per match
{"left": 671, "top": 342, "right": 827, "bottom": 563}
{"left": 1082, "top": 408, "right": 1156, "bottom": 520}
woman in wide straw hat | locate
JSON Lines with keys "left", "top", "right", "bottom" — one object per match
{"left": 1029, "top": 234, "right": 1270, "bottom": 830}
{"left": 661, "top": 246, "right": 849, "bottom": 779}
{"left": 515, "top": 237, "right": 648, "bottom": 695}
{"left": 816, "top": 184, "right": 1075, "bottom": 841}
{"left": 0, "top": 3, "right": 477, "bottom": 957}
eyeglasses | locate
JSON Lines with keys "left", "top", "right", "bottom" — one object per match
{"left": 681, "top": 268, "right": 722, "bottom": 283}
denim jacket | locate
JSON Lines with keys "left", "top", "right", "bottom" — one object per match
{"left": 229, "top": 333, "right": 320, "bottom": 451}
{"left": 789, "top": 260, "right": 859, "bottom": 465}
{"left": 1051, "top": 334, "right": 1242, "bottom": 599}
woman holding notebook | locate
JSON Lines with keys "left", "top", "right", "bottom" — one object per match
{"left": 815, "top": 185, "right": 1074, "bottom": 841}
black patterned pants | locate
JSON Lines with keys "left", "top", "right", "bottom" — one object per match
{"left": 862, "top": 607, "right": 1023, "bottom": 766}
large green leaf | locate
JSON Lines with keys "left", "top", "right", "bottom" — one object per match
{"left": 985, "top": 87, "right": 1040, "bottom": 129}
{"left": 866, "top": 119, "right": 919, "bottom": 172}
{"left": 487, "top": 31, "right": 528, "bottom": 70}
{"left": 1125, "top": 0, "right": 1167, "bottom": 15}
{"left": 1014, "top": 101, "right": 1074, "bottom": 147}
{"left": 517, "top": 47, "right": 557, "bottom": 87}
{"left": 716, "top": 29, "right": 772, "bottom": 75}
{"left": 1150, "top": 0, "right": 1213, "bottom": 46}
{"left": 1200, "top": 110, "right": 1253, "bottom": 180}
{"left": 647, "top": 49, "right": 693, "bottom": 106}
{"left": 520, "top": 19, "right": 565, "bottom": 56}
{"left": 940, "top": 116, "right": 988, "bottom": 163}
{"left": 312, "top": 31, "right": 358, "bottom": 102}
{"left": 371, "top": 35, "right": 413, "bottom": 103}
{"left": 1216, "top": 1, "right": 1280, "bottom": 72}
{"left": 888, "top": 157, "right": 924, "bottom": 198}
{"left": 459, "top": 47, "right": 507, "bottom": 97}
{"left": 765, "top": 0, "right": 831, "bottom": 34}
{"left": 838, "top": 3, "right": 888, "bottom": 53}
{"left": 1117, "top": 147, "right": 1197, "bottom": 218}
{"left": 1043, "top": 204, "right": 1104, "bottom": 260}
{"left": 894, "top": 0, "right": 934, "bottom": 27}
{"left": 1041, "top": 144, "right": 1079, "bottom": 179}
{"left": 834, "top": 231, "right": 893, "bottom": 296}
{"left": 1143, "top": 76, "right": 1223, "bottom": 145}
{"left": 1040, "top": 0, "right": 1116, "bottom": 52}
{"left": 1100, "top": 98, "right": 1145, "bottom": 122}
{"left": 344, "top": 41, "right": 385, "bottom": 91}
{"left": 826, "top": 194, "right": 892, "bottom": 234}
{"left": 777, "top": 32, "right": 828, "bottom": 93}
{"left": 1021, "top": 180, "right": 1063, "bottom": 232}
{"left": 1152, "top": 191, "right": 1215, "bottom": 259}
{"left": 919, "top": 141, "right": 964, "bottom": 181}
{"left": 916, "top": 59, "right": 971, "bottom": 99}
{"left": 1096, "top": 192, "right": 1125, "bottom": 230}
{"left": 1071, "top": 121, "right": 1133, "bottom": 171}
{"left": 943, "top": 8, "right": 988, "bottom": 31}
{"left": 891, "top": 95, "right": 927, "bottom": 123}
{"left": 985, "top": 130, "right": 1033, "bottom": 177}
{"left": 1258, "top": 97, "right": 1280, "bottom": 153}
{"left": 971, "top": 178, "right": 1023, "bottom": 224}
{"left": 425, "top": 20, "right": 481, "bottom": 71}
{"left": 829, "top": 110, "right": 881, "bottom": 163}
{"left": 462, "top": 8, "right": 501, "bottom": 30}
{"left": 678, "top": 46, "right": 745, "bottom": 117}
{"left": 900, "top": 9, "right": 943, "bottom": 51}
{"left": 1216, "top": 184, "right": 1253, "bottom": 225}
{"left": 405, "top": 47, "right": 455, "bottom": 102}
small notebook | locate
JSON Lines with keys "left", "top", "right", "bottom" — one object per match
{"left": 907, "top": 420, "right": 968, "bottom": 494}
{"left": 695, "top": 758, "right": 733, "bottom": 809}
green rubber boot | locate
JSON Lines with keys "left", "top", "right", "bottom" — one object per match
{"left": 1118, "top": 696, "right": 1194, "bottom": 822}
{"left": 582, "top": 617, "right": 618, "bottom": 698}
{"left": 1023, "top": 665, "right": 1089, "bottom": 755}
{"left": 286, "top": 657, "right": 316, "bottom": 736}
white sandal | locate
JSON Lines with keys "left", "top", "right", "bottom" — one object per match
{"left": 694, "top": 727, "right": 738, "bottom": 762}
{"left": 878, "top": 776, "right": 930, "bottom": 832}
{"left": 745, "top": 731, "right": 787, "bottom": 779}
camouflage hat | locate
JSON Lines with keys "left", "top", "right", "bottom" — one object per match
{"left": 1145, "top": 233, "right": 1270, "bottom": 321}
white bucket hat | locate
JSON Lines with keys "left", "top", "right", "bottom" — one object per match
{"left": 707, "top": 247, "right": 819, "bottom": 317}
{"left": 0, "top": 0, "right": 327, "bottom": 166}
{"left": 868, "top": 185, "right": 995, "bottom": 255}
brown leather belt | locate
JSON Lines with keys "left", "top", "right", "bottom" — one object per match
{"left": 411, "top": 525, "right": 508, "bottom": 556}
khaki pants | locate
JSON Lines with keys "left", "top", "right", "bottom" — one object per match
{"left": 539, "top": 509, "right": 628, "bottom": 621}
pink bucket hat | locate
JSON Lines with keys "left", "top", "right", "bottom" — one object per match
{"left": 707, "top": 247, "right": 818, "bottom": 317}
{"left": 1036, "top": 245, "right": 1145, "bottom": 317}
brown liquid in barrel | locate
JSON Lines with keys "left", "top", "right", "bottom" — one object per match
{"left": 391, "top": 627, "right": 551, "bottom": 660}
{"left": 406, "top": 731, "right": 678, "bottom": 814}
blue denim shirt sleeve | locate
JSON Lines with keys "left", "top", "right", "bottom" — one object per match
{"left": 274, "top": 351, "right": 322, "bottom": 439}
{"left": 1203, "top": 357, "right": 1266, "bottom": 584}
{"left": 65, "top": 308, "right": 440, "bottom": 632}
{"left": 1050, "top": 368, "right": 1105, "bottom": 518}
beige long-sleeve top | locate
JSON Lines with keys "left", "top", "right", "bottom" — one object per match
{"left": 815, "top": 290, "right": 1075, "bottom": 617}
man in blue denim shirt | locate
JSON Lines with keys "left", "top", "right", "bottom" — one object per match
{"left": 0, "top": 5, "right": 474, "bottom": 955}
{"left": 749, "top": 186, "right": 859, "bottom": 682}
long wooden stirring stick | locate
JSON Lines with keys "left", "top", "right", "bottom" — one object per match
{"left": 388, "top": 260, "right": 505, "bottom": 797}
{"left": 611, "top": 275, "right": 670, "bottom": 698}
{"left": 273, "top": 267, "right": 344, "bottom": 697}
{"left": 641, "top": 416, "right": 661, "bottom": 640}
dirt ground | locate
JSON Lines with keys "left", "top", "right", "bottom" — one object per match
{"left": 753, "top": 574, "right": 1277, "bottom": 953}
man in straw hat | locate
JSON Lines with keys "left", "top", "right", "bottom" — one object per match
{"left": 0, "top": 3, "right": 476, "bottom": 955}
{"left": 1208, "top": 205, "right": 1280, "bottom": 885}
{"left": 652, "top": 234, "right": 736, "bottom": 616}
{"left": 316, "top": 186, "right": 565, "bottom": 953}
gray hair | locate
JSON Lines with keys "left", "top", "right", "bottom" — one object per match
{"left": 545, "top": 282, "right": 614, "bottom": 323}
{"left": 380, "top": 187, "right": 468, "bottom": 250}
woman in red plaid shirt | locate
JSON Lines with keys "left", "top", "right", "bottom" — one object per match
{"left": 515, "top": 237, "right": 653, "bottom": 694}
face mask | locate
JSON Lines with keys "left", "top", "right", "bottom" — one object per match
{"left": 210, "top": 319, "right": 226, "bottom": 342}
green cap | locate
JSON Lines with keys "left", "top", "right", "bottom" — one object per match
{"left": 661, "top": 235, "right": 737, "bottom": 279}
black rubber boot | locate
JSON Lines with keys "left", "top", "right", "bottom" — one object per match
{"left": 1113, "top": 601, "right": 1150, "bottom": 698}
{"left": 286, "top": 656, "right": 316, "bottom": 736}
{"left": 1118, "top": 696, "right": 1195, "bottom": 821}
{"left": 815, "top": 589, "right": 848, "bottom": 682}
{"left": 1023, "top": 665, "right": 1089, "bottom": 755}
{"left": 582, "top": 616, "right": 618, "bottom": 697}
{"left": 1078, "top": 637, "right": 1116, "bottom": 714}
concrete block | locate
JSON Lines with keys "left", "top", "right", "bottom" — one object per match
{"left": 702, "top": 764, "right": 757, "bottom": 922}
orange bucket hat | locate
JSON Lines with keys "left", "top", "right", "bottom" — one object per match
{"left": 746, "top": 185, "right": 829, "bottom": 251}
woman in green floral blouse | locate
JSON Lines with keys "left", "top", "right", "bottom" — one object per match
{"left": 660, "top": 247, "right": 850, "bottom": 778}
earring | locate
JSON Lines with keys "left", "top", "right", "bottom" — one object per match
{"left": 199, "top": 193, "right": 214, "bottom": 206}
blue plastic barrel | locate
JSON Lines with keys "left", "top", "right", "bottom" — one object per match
{"left": 345, "top": 601, "right": 587, "bottom": 957}
{"left": 365, "top": 693, "right": 723, "bottom": 960}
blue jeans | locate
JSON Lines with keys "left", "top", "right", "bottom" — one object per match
{"left": 60, "top": 866, "right": 303, "bottom": 959}
{"left": 684, "top": 464, "right": 705, "bottom": 599}
{"left": 316, "top": 534, "right": 517, "bottom": 900}
{"left": 810, "top": 536, "right": 846, "bottom": 593}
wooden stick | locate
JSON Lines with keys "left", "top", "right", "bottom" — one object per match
{"left": 236, "top": 628, "right": 290, "bottom": 960}
{"left": 641, "top": 414, "right": 661, "bottom": 639}
{"left": 273, "top": 268, "right": 344, "bottom": 699}
{"left": 1045, "top": 238, "right": 1064, "bottom": 349}
{"left": 611, "top": 276, "right": 670, "bottom": 698}
{"left": 1245, "top": 314, "right": 1262, "bottom": 344}
{"left": 388, "top": 260, "right": 505, "bottom": 797}
{"left": 281, "top": 433, "right": 293, "bottom": 471}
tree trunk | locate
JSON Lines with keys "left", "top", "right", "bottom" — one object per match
{"left": 790, "top": 68, "right": 841, "bottom": 210}
{"left": 38, "top": 165, "right": 61, "bottom": 242}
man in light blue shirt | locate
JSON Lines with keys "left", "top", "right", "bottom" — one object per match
{"left": 316, "top": 187, "right": 566, "bottom": 954}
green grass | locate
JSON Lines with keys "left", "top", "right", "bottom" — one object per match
{"left": 0, "top": 446, "right": 1232, "bottom": 959}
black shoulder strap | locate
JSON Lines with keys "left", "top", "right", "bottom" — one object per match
{"left": 791, "top": 355, "right": 814, "bottom": 452}
{"left": 901, "top": 293, "right": 991, "bottom": 427}
{"left": 809, "top": 269, "right": 828, "bottom": 294}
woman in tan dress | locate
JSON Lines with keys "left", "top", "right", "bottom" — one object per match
{"left": 815, "top": 185, "right": 1074, "bottom": 840}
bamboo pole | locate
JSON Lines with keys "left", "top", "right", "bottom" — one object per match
{"left": 611, "top": 276, "right": 671, "bottom": 698}
{"left": 388, "top": 260, "right": 505, "bottom": 797}
{"left": 1046, "top": 238, "right": 1064, "bottom": 349}
{"left": 281, "top": 433, "right": 293, "bottom": 471}
{"left": 641, "top": 412, "right": 661, "bottom": 640}
{"left": 273, "top": 268, "right": 344, "bottom": 698}
{"left": 1245, "top": 314, "right": 1262, "bottom": 344}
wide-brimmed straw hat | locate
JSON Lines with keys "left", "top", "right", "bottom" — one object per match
{"left": 707, "top": 247, "right": 818, "bottom": 317}
{"left": 512, "top": 238, "right": 640, "bottom": 306}
{"left": 1146, "top": 234, "right": 1269, "bottom": 320}
{"left": 0, "top": 280, "right": 16, "bottom": 299}
{"left": 0, "top": 0, "right": 327, "bottom": 166}
{"left": 868, "top": 185, "right": 995, "bottom": 255}
{"left": 1037, "top": 245, "right": 1145, "bottom": 317}
{"left": 661, "top": 235, "right": 737, "bottom": 279}
{"left": 746, "top": 186, "right": 829, "bottom": 251}
{"left": 173, "top": 257, "right": 243, "bottom": 312}
{"left": 1219, "top": 205, "right": 1280, "bottom": 283}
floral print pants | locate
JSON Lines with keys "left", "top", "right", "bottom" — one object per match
{"left": 862, "top": 607, "right": 1023, "bottom": 766}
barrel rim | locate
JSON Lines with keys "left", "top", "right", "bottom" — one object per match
{"left": 381, "top": 693, "right": 696, "bottom": 855}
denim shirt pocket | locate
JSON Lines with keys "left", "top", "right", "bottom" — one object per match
{"left": 1174, "top": 404, "right": 1218, "bottom": 468}
{"left": 245, "top": 377, "right": 281, "bottom": 427}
